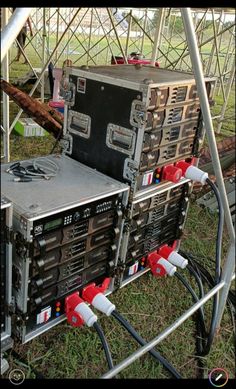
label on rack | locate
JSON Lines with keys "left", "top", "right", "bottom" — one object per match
{"left": 128, "top": 261, "right": 139, "bottom": 276}
{"left": 142, "top": 171, "right": 154, "bottom": 186}
{"left": 36, "top": 306, "right": 52, "bottom": 325}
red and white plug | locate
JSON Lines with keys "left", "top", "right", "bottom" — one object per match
{"left": 147, "top": 245, "right": 188, "bottom": 278}
{"left": 65, "top": 293, "right": 98, "bottom": 327}
{"left": 82, "top": 278, "right": 115, "bottom": 316}
{"left": 162, "top": 160, "right": 209, "bottom": 185}
{"left": 158, "top": 245, "right": 188, "bottom": 269}
{"left": 65, "top": 278, "right": 115, "bottom": 324}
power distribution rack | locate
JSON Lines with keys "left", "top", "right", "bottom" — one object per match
{"left": 1, "top": 197, "right": 13, "bottom": 374}
{"left": 62, "top": 64, "right": 215, "bottom": 197}
{"left": 119, "top": 179, "right": 192, "bottom": 287}
{"left": 1, "top": 155, "right": 129, "bottom": 343}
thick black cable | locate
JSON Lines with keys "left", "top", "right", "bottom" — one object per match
{"left": 93, "top": 321, "right": 114, "bottom": 370}
{"left": 200, "top": 178, "right": 224, "bottom": 356}
{"left": 175, "top": 271, "right": 207, "bottom": 378}
{"left": 181, "top": 251, "right": 235, "bottom": 330}
{"left": 175, "top": 272, "right": 207, "bottom": 336}
{"left": 206, "top": 178, "right": 224, "bottom": 282}
{"left": 174, "top": 270, "right": 207, "bottom": 362}
{"left": 179, "top": 178, "right": 225, "bottom": 356}
{"left": 187, "top": 264, "right": 205, "bottom": 308}
{"left": 186, "top": 265, "right": 208, "bottom": 377}
{"left": 112, "top": 309, "right": 182, "bottom": 379}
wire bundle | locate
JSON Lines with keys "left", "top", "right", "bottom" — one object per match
{"left": 175, "top": 179, "right": 235, "bottom": 377}
{"left": 6, "top": 157, "right": 59, "bottom": 182}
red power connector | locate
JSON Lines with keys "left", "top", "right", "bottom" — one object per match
{"left": 82, "top": 278, "right": 111, "bottom": 303}
{"left": 175, "top": 160, "right": 208, "bottom": 184}
{"left": 161, "top": 158, "right": 208, "bottom": 184}
{"left": 82, "top": 278, "right": 116, "bottom": 316}
{"left": 65, "top": 292, "right": 97, "bottom": 327}
{"left": 158, "top": 245, "right": 188, "bottom": 269}
{"left": 147, "top": 252, "right": 177, "bottom": 277}
{"left": 162, "top": 164, "right": 182, "bottom": 183}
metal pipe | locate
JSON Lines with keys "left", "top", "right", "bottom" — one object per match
{"left": 150, "top": 8, "right": 165, "bottom": 65}
{"left": 107, "top": 8, "right": 128, "bottom": 64}
{"left": 165, "top": 12, "right": 175, "bottom": 67}
{"left": 1, "top": 7, "right": 33, "bottom": 62}
{"left": 87, "top": 9, "right": 94, "bottom": 66}
{"left": 216, "top": 244, "right": 236, "bottom": 329}
{"left": 2, "top": 8, "right": 10, "bottom": 162}
{"left": 221, "top": 26, "right": 234, "bottom": 79}
{"left": 206, "top": 10, "right": 221, "bottom": 75}
{"left": 95, "top": 9, "right": 115, "bottom": 65}
{"left": 211, "top": 10, "right": 226, "bottom": 100}
{"left": 181, "top": 8, "right": 235, "bottom": 243}
{"left": 216, "top": 58, "right": 235, "bottom": 133}
{"left": 102, "top": 281, "right": 225, "bottom": 378}
{"left": 9, "top": 8, "right": 81, "bottom": 134}
{"left": 140, "top": 9, "right": 148, "bottom": 55}
{"left": 41, "top": 8, "right": 46, "bottom": 103}
{"left": 214, "top": 11, "right": 226, "bottom": 79}
{"left": 125, "top": 10, "right": 132, "bottom": 57}
{"left": 55, "top": 8, "right": 60, "bottom": 63}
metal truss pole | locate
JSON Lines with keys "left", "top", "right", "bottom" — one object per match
{"left": 107, "top": 8, "right": 128, "bottom": 64}
{"left": 181, "top": 8, "right": 235, "bottom": 241}
{"left": 55, "top": 8, "right": 60, "bottom": 63}
{"left": 213, "top": 11, "right": 226, "bottom": 77}
{"left": 95, "top": 9, "right": 116, "bottom": 64}
{"left": 2, "top": 8, "right": 10, "bottom": 162}
{"left": 41, "top": 8, "right": 46, "bottom": 103}
{"left": 102, "top": 281, "right": 225, "bottom": 378}
{"left": 216, "top": 244, "right": 235, "bottom": 329}
{"left": 221, "top": 26, "right": 234, "bottom": 81}
{"left": 87, "top": 9, "right": 94, "bottom": 66}
{"left": 211, "top": 10, "right": 226, "bottom": 100}
{"left": 181, "top": 7, "right": 235, "bottom": 331}
{"left": 206, "top": 10, "right": 221, "bottom": 75}
{"left": 125, "top": 10, "right": 132, "bottom": 56}
{"left": 140, "top": 9, "right": 148, "bottom": 54}
{"left": 150, "top": 8, "right": 165, "bottom": 65}
{"left": 1, "top": 7, "right": 32, "bottom": 62}
{"left": 216, "top": 58, "right": 235, "bottom": 134}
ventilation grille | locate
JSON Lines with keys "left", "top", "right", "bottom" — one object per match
{"left": 152, "top": 192, "right": 168, "bottom": 207}
{"left": 167, "top": 107, "right": 183, "bottom": 124}
{"left": 170, "top": 86, "right": 187, "bottom": 104}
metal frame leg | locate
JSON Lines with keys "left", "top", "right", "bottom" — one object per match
{"left": 216, "top": 58, "right": 235, "bottom": 134}
{"left": 2, "top": 7, "right": 10, "bottom": 163}
{"left": 151, "top": 8, "right": 165, "bottom": 65}
{"left": 181, "top": 8, "right": 235, "bottom": 332}
{"left": 1, "top": 7, "right": 32, "bottom": 62}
